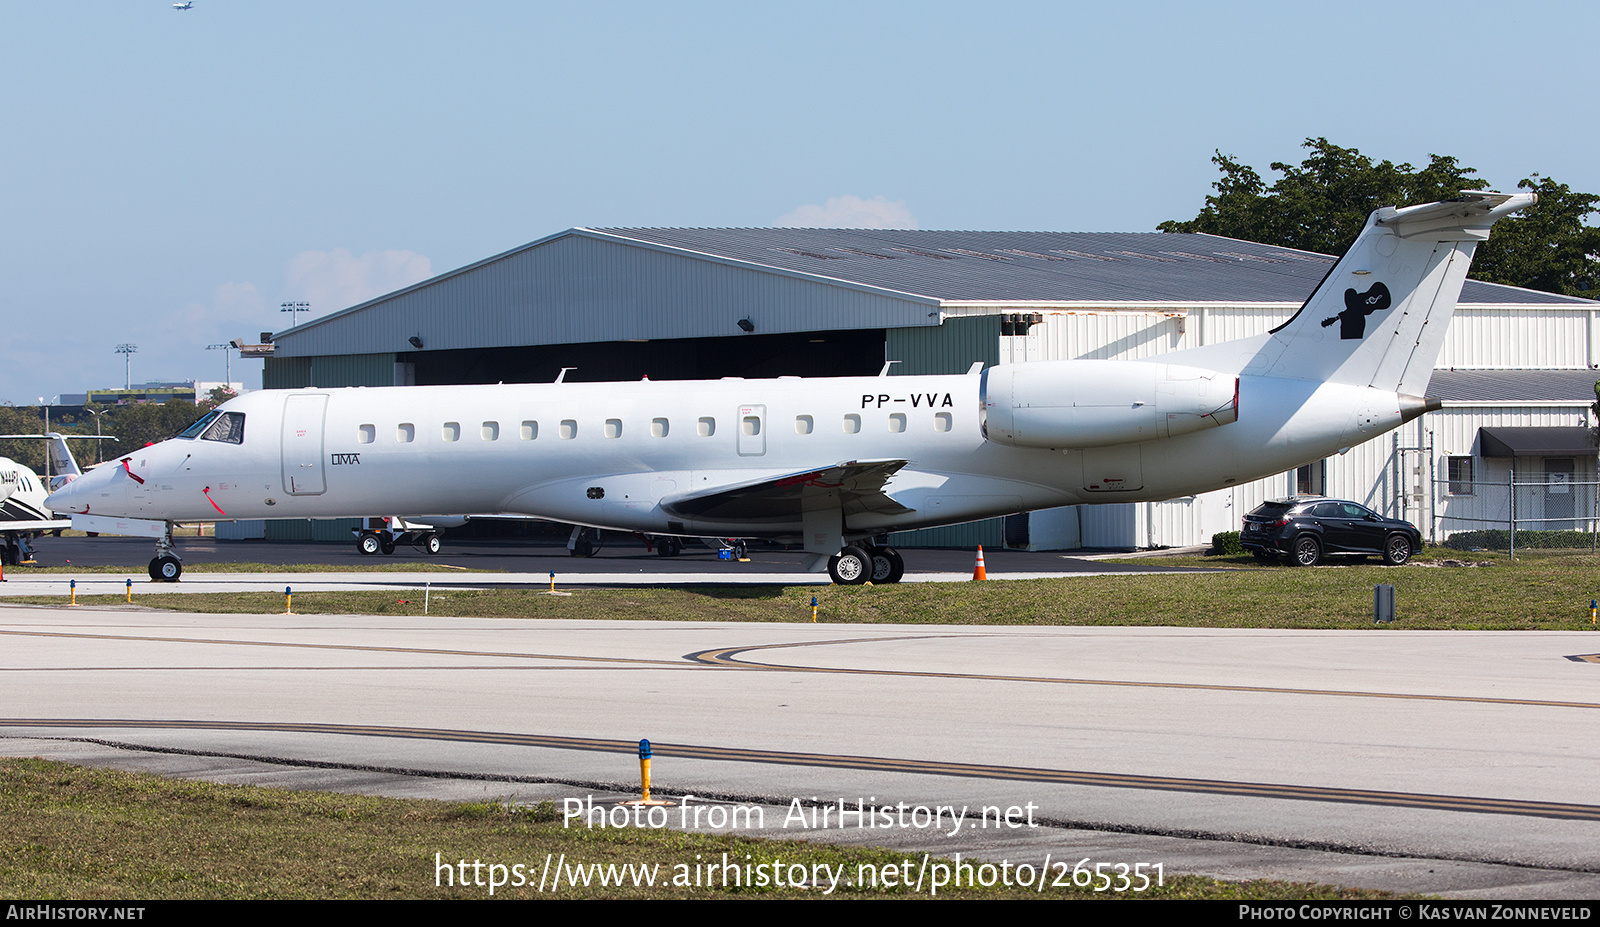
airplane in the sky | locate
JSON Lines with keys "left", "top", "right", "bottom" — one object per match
{"left": 46, "top": 192, "right": 1536, "bottom": 583}
{"left": 172, "top": 2, "right": 194, "bottom": 11}
{"left": 1, "top": 435, "right": 87, "bottom": 566}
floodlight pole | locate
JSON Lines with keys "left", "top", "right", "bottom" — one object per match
{"left": 280, "top": 301, "right": 310, "bottom": 329}
{"left": 115, "top": 344, "right": 138, "bottom": 390}
{"left": 207, "top": 343, "right": 234, "bottom": 385}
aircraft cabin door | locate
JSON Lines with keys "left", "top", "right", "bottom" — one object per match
{"left": 737, "top": 404, "right": 766, "bottom": 457}
{"left": 281, "top": 393, "right": 328, "bottom": 495}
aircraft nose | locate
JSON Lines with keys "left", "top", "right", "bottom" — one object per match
{"left": 45, "top": 463, "right": 105, "bottom": 514}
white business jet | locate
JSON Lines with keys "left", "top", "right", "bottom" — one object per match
{"left": 47, "top": 193, "right": 1535, "bottom": 582}
{"left": 1, "top": 434, "right": 90, "bottom": 565}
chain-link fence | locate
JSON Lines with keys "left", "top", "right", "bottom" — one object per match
{"left": 1435, "top": 475, "right": 1599, "bottom": 556}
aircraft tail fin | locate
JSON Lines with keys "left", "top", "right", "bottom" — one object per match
{"left": 44, "top": 433, "right": 82, "bottom": 484}
{"left": 1232, "top": 191, "right": 1535, "bottom": 396}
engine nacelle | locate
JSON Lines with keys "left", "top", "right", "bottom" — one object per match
{"left": 981, "top": 360, "right": 1238, "bottom": 449}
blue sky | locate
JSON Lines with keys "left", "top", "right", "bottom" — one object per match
{"left": 4, "top": 0, "right": 1595, "bottom": 405}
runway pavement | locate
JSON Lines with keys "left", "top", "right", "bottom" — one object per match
{"left": 4, "top": 603, "right": 1599, "bottom": 898}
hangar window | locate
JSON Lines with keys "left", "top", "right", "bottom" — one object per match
{"left": 935, "top": 412, "right": 953, "bottom": 433}
{"left": 843, "top": 414, "right": 861, "bottom": 434}
{"left": 521, "top": 421, "right": 538, "bottom": 440}
{"left": 1295, "top": 460, "right": 1325, "bottom": 495}
{"left": 1448, "top": 457, "right": 1474, "bottom": 495}
{"left": 357, "top": 424, "right": 375, "bottom": 444}
{"left": 560, "top": 420, "right": 578, "bottom": 440}
{"left": 888, "top": 413, "right": 906, "bottom": 433}
{"left": 795, "top": 415, "right": 813, "bottom": 435}
{"left": 398, "top": 423, "right": 415, "bottom": 443}
{"left": 482, "top": 421, "right": 499, "bottom": 441}
{"left": 605, "top": 419, "right": 623, "bottom": 438}
{"left": 651, "top": 418, "right": 669, "bottom": 438}
{"left": 697, "top": 417, "right": 715, "bottom": 437}
{"left": 442, "top": 422, "right": 460, "bottom": 442}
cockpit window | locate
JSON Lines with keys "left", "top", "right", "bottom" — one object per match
{"left": 177, "top": 411, "right": 223, "bottom": 439}
{"left": 176, "top": 410, "right": 245, "bottom": 444}
{"left": 202, "top": 411, "right": 245, "bottom": 444}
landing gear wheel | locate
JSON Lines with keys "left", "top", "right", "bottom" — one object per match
{"left": 827, "top": 545, "right": 872, "bottom": 585}
{"left": 379, "top": 535, "right": 397, "bottom": 555}
{"left": 423, "top": 533, "right": 442, "bottom": 555}
{"left": 1292, "top": 536, "right": 1321, "bottom": 567}
{"left": 1382, "top": 534, "right": 1413, "bottom": 566}
{"left": 571, "top": 531, "right": 601, "bottom": 558}
{"left": 358, "top": 534, "right": 381, "bottom": 555}
{"left": 149, "top": 555, "right": 182, "bottom": 582}
{"left": 869, "top": 547, "right": 905, "bottom": 584}
{"left": 656, "top": 537, "right": 682, "bottom": 557}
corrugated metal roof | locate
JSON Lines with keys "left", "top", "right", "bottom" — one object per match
{"left": 1429, "top": 369, "right": 1600, "bottom": 403}
{"left": 591, "top": 228, "right": 1594, "bottom": 306}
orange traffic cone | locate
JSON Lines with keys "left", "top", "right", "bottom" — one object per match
{"left": 972, "top": 545, "right": 987, "bottom": 580}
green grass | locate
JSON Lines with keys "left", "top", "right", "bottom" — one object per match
{"left": 23, "top": 549, "right": 1600, "bottom": 629}
{"left": 0, "top": 758, "right": 1398, "bottom": 900}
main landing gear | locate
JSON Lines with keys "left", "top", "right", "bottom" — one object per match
{"left": 827, "top": 543, "right": 904, "bottom": 585}
{"left": 148, "top": 523, "right": 181, "bottom": 582}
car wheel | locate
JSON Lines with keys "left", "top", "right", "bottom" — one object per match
{"left": 358, "top": 534, "right": 381, "bottom": 556}
{"left": 379, "top": 535, "right": 397, "bottom": 555}
{"left": 1292, "top": 536, "right": 1321, "bottom": 567}
{"left": 1382, "top": 534, "right": 1413, "bottom": 566}
{"left": 423, "top": 534, "right": 442, "bottom": 555}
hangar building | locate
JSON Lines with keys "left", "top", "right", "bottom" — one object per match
{"left": 259, "top": 226, "right": 1600, "bottom": 549}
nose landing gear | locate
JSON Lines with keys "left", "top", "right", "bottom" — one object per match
{"left": 147, "top": 523, "right": 182, "bottom": 581}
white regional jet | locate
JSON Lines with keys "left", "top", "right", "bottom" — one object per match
{"left": 47, "top": 193, "right": 1535, "bottom": 583}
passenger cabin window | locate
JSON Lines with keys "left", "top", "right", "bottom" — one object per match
{"left": 605, "top": 419, "right": 623, "bottom": 438}
{"left": 651, "top": 418, "right": 669, "bottom": 437}
{"left": 443, "top": 422, "right": 461, "bottom": 442}
{"left": 560, "top": 420, "right": 577, "bottom": 440}
{"left": 888, "top": 413, "right": 906, "bottom": 433}
{"left": 482, "top": 421, "right": 499, "bottom": 441}
{"left": 843, "top": 414, "right": 861, "bottom": 434}
{"left": 697, "top": 417, "right": 715, "bottom": 437}
{"left": 742, "top": 416, "right": 761, "bottom": 436}
{"left": 357, "top": 424, "right": 375, "bottom": 444}
{"left": 795, "top": 415, "right": 813, "bottom": 435}
{"left": 934, "top": 412, "right": 953, "bottom": 432}
{"left": 521, "top": 421, "right": 538, "bottom": 440}
{"left": 398, "top": 423, "right": 415, "bottom": 443}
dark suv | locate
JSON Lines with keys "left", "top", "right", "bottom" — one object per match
{"left": 1240, "top": 497, "right": 1421, "bottom": 567}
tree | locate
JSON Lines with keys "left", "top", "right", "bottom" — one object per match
{"left": 1159, "top": 139, "right": 1600, "bottom": 297}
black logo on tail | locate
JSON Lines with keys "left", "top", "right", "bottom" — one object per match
{"left": 1321, "top": 282, "right": 1391, "bottom": 340}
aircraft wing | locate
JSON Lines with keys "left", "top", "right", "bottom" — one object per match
{"left": 661, "top": 459, "right": 914, "bottom": 521}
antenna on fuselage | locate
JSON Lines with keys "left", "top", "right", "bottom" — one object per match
{"left": 555, "top": 367, "right": 576, "bottom": 383}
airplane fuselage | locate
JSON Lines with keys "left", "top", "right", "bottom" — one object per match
{"left": 56, "top": 368, "right": 1409, "bottom": 542}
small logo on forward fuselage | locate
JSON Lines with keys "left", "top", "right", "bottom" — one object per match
{"left": 1321, "top": 282, "right": 1391, "bottom": 339}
